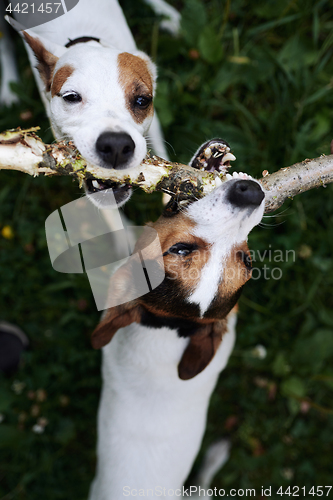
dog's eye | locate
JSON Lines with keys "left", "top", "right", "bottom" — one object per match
{"left": 164, "top": 243, "right": 197, "bottom": 257}
{"left": 134, "top": 96, "right": 152, "bottom": 109}
{"left": 62, "top": 91, "right": 82, "bottom": 103}
{"left": 238, "top": 250, "right": 252, "bottom": 270}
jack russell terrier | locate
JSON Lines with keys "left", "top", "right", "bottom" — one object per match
{"left": 4, "top": 0, "right": 179, "bottom": 205}
{"left": 88, "top": 143, "right": 265, "bottom": 499}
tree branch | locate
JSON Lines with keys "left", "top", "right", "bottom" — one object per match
{"left": 260, "top": 156, "right": 333, "bottom": 212}
{"left": 1, "top": 127, "right": 332, "bottom": 213}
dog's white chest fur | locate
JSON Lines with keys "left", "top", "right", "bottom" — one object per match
{"left": 90, "top": 316, "right": 236, "bottom": 499}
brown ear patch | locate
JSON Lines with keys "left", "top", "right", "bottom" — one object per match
{"left": 91, "top": 302, "right": 142, "bottom": 349}
{"left": 118, "top": 52, "right": 154, "bottom": 124}
{"left": 91, "top": 249, "right": 153, "bottom": 349}
{"left": 178, "top": 320, "right": 227, "bottom": 380}
{"left": 51, "top": 65, "right": 75, "bottom": 97}
{"left": 23, "top": 31, "right": 59, "bottom": 92}
{"left": 203, "top": 242, "right": 252, "bottom": 320}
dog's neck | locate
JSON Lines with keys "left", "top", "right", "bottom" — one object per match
{"left": 140, "top": 307, "right": 218, "bottom": 338}
{"left": 102, "top": 313, "right": 236, "bottom": 383}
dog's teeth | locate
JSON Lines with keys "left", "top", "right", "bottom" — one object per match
{"left": 221, "top": 153, "right": 236, "bottom": 164}
{"left": 215, "top": 176, "right": 222, "bottom": 187}
{"left": 232, "top": 172, "right": 239, "bottom": 178}
{"left": 204, "top": 147, "right": 212, "bottom": 159}
{"left": 226, "top": 173, "right": 233, "bottom": 180}
{"left": 92, "top": 180, "right": 100, "bottom": 189}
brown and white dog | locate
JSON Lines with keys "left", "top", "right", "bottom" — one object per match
{"left": 88, "top": 165, "right": 265, "bottom": 499}
{"left": 5, "top": 0, "right": 179, "bottom": 205}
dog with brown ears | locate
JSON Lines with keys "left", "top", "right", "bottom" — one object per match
{"left": 89, "top": 162, "right": 265, "bottom": 499}
{"left": 4, "top": 0, "right": 180, "bottom": 205}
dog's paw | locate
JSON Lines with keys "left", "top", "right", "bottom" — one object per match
{"left": 189, "top": 138, "right": 236, "bottom": 175}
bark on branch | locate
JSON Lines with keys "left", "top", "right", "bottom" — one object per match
{"left": 1, "top": 127, "right": 332, "bottom": 213}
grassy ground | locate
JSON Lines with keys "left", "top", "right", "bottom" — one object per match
{"left": 1, "top": 0, "right": 333, "bottom": 498}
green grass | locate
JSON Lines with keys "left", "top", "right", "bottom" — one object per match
{"left": 1, "top": 0, "right": 333, "bottom": 498}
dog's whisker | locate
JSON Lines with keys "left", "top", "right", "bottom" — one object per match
{"left": 259, "top": 220, "right": 286, "bottom": 228}
{"left": 262, "top": 208, "right": 291, "bottom": 218}
{"left": 160, "top": 139, "right": 176, "bottom": 156}
{"left": 44, "top": 125, "right": 54, "bottom": 136}
{"left": 145, "top": 136, "right": 176, "bottom": 157}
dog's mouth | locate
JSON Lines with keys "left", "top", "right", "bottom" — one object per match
{"left": 85, "top": 178, "right": 131, "bottom": 206}
{"left": 84, "top": 138, "right": 235, "bottom": 205}
{"left": 190, "top": 139, "right": 236, "bottom": 175}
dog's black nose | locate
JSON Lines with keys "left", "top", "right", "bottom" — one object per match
{"left": 227, "top": 180, "right": 264, "bottom": 207}
{"left": 96, "top": 132, "right": 135, "bottom": 169}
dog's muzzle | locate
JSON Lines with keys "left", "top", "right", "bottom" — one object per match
{"left": 95, "top": 131, "right": 135, "bottom": 169}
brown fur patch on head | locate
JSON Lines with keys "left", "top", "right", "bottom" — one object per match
{"left": 23, "top": 31, "right": 58, "bottom": 92}
{"left": 51, "top": 65, "right": 75, "bottom": 97}
{"left": 118, "top": 52, "right": 154, "bottom": 124}
{"left": 204, "top": 241, "right": 252, "bottom": 320}
{"left": 153, "top": 213, "right": 210, "bottom": 292}
{"left": 134, "top": 213, "right": 211, "bottom": 319}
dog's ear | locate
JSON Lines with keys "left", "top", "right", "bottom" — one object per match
{"left": 178, "top": 321, "right": 227, "bottom": 380}
{"left": 22, "top": 31, "right": 59, "bottom": 92}
{"left": 91, "top": 258, "right": 145, "bottom": 349}
{"left": 91, "top": 301, "right": 142, "bottom": 349}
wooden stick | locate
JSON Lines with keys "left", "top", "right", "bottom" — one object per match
{"left": 260, "top": 155, "right": 333, "bottom": 212}
{"left": 1, "top": 127, "right": 332, "bottom": 212}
